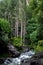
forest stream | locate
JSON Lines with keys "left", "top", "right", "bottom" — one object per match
{"left": 1, "top": 50, "right": 35, "bottom": 65}
{"left": 0, "top": 0, "right": 43, "bottom": 65}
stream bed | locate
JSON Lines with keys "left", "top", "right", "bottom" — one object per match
{"left": 2, "top": 50, "right": 35, "bottom": 65}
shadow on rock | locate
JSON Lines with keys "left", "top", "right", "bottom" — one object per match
{"left": 7, "top": 43, "right": 20, "bottom": 57}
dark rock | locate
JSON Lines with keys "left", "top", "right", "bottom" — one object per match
{"left": 33, "top": 51, "right": 43, "bottom": 58}
{"left": 30, "top": 61, "right": 39, "bottom": 65}
{"left": 14, "top": 51, "right": 20, "bottom": 57}
{"left": 39, "top": 58, "right": 43, "bottom": 65}
{"left": 11, "top": 51, "right": 20, "bottom": 58}
{"left": 30, "top": 58, "right": 43, "bottom": 65}
{"left": 0, "top": 58, "right": 5, "bottom": 64}
{"left": 23, "top": 48, "right": 29, "bottom": 53}
{"left": 7, "top": 58, "right": 12, "bottom": 62}
{"left": 0, "top": 39, "right": 20, "bottom": 57}
{"left": 30, "top": 51, "right": 43, "bottom": 65}
{"left": 0, "top": 40, "right": 8, "bottom": 54}
{"left": 7, "top": 43, "right": 20, "bottom": 57}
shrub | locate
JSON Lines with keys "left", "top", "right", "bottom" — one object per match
{"left": 11, "top": 37, "right": 23, "bottom": 47}
{"left": 0, "top": 18, "right": 11, "bottom": 34}
{"left": 38, "top": 40, "right": 43, "bottom": 46}
{"left": 35, "top": 40, "right": 43, "bottom": 52}
{"left": 0, "top": 18, "right": 11, "bottom": 43}
{"left": 30, "top": 30, "right": 38, "bottom": 43}
{"left": 11, "top": 37, "right": 23, "bottom": 51}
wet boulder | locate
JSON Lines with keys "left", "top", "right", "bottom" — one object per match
{"left": 30, "top": 51, "right": 43, "bottom": 65}
{"left": 30, "top": 58, "right": 43, "bottom": 65}
{"left": 23, "top": 48, "right": 29, "bottom": 53}
{"left": 7, "top": 44, "right": 20, "bottom": 57}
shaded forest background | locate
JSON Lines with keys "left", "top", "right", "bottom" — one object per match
{"left": 0, "top": 0, "right": 43, "bottom": 57}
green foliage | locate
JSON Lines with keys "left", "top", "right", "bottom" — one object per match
{"left": 26, "top": 0, "right": 43, "bottom": 47}
{"left": 0, "top": 0, "right": 43, "bottom": 53}
{"left": 0, "top": 18, "right": 11, "bottom": 43}
{"left": 35, "top": 40, "right": 43, "bottom": 51}
{"left": 26, "top": 0, "right": 38, "bottom": 44}
{"left": 0, "top": 0, "right": 16, "bottom": 25}
{"left": 38, "top": 40, "right": 43, "bottom": 46}
{"left": 11, "top": 37, "right": 22, "bottom": 47}
{"left": 2, "top": 34, "right": 9, "bottom": 43}
{"left": 0, "top": 18, "right": 11, "bottom": 33}
{"left": 11, "top": 37, "right": 23, "bottom": 51}
{"left": 30, "top": 30, "right": 38, "bottom": 43}
{"left": 29, "top": 0, "right": 37, "bottom": 10}
{"left": 26, "top": 19, "right": 38, "bottom": 34}
{"left": 32, "top": 0, "right": 43, "bottom": 40}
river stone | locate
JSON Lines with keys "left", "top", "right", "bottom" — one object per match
{"left": 23, "top": 48, "right": 29, "bottom": 53}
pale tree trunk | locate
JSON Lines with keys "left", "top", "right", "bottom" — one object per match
{"left": 21, "top": 21, "right": 22, "bottom": 39}
{"left": 15, "top": 21, "right": 18, "bottom": 37}
{"left": 15, "top": 22, "right": 17, "bottom": 37}
{"left": 15, "top": 0, "right": 26, "bottom": 44}
{"left": 21, "top": 21, "right": 23, "bottom": 44}
{"left": 19, "top": 0, "right": 26, "bottom": 44}
{"left": 18, "top": 0, "right": 23, "bottom": 44}
{"left": 16, "top": 21, "right": 18, "bottom": 37}
{"left": 15, "top": 3, "right": 19, "bottom": 37}
{"left": 22, "top": 0, "right": 26, "bottom": 43}
{"left": 16, "top": 7, "right": 19, "bottom": 37}
{"left": 23, "top": 22, "right": 26, "bottom": 43}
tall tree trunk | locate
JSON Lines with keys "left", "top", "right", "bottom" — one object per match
{"left": 15, "top": 21, "right": 18, "bottom": 37}
{"left": 15, "top": 0, "right": 26, "bottom": 44}
{"left": 15, "top": 1, "right": 19, "bottom": 37}
{"left": 16, "top": 21, "right": 18, "bottom": 37}
{"left": 21, "top": 21, "right": 23, "bottom": 44}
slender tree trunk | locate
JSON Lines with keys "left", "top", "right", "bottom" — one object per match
{"left": 20, "top": 21, "right": 22, "bottom": 44}
{"left": 16, "top": 21, "right": 18, "bottom": 37}
{"left": 15, "top": 22, "right": 17, "bottom": 37}
{"left": 15, "top": 0, "right": 26, "bottom": 44}
{"left": 23, "top": 22, "right": 26, "bottom": 43}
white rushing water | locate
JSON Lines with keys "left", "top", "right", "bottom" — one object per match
{"left": 4, "top": 50, "right": 35, "bottom": 65}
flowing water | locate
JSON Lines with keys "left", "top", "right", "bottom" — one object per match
{"left": 3, "top": 50, "right": 35, "bottom": 65}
